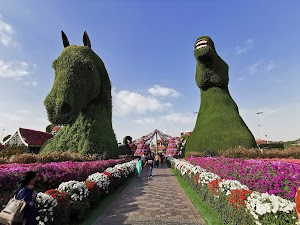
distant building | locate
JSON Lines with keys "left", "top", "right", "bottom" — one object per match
{"left": 255, "top": 139, "right": 267, "bottom": 145}
{"left": 51, "top": 126, "right": 62, "bottom": 135}
{"left": 3, "top": 127, "right": 53, "bottom": 153}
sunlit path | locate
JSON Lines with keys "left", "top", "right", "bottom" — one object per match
{"left": 92, "top": 163, "right": 206, "bottom": 225}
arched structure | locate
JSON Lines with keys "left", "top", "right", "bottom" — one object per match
{"left": 134, "top": 129, "right": 176, "bottom": 156}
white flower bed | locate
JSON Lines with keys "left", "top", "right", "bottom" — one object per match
{"left": 57, "top": 180, "right": 89, "bottom": 202}
{"left": 218, "top": 179, "right": 249, "bottom": 196}
{"left": 105, "top": 167, "right": 121, "bottom": 178}
{"left": 246, "top": 191, "right": 296, "bottom": 221}
{"left": 198, "top": 171, "right": 220, "bottom": 185}
{"left": 87, "top": 172, "right": 110, "bottom": 189}
{"left": 36, "top": 192, "right": 58, "bottom": 225}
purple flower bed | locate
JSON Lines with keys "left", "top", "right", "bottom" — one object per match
{"left": 0, "top": 159, "right": 126, "bottom": 191}
{"left": 187, "top": 156, "right": 300, "bottom": 200}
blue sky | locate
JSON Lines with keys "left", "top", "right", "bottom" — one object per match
{"left": 0, "top": 1, "right": 299, "bottom": 142}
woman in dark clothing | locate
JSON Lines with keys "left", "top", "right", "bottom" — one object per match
{"left": 16, "top": 171, "right": 37, "bottom": 225}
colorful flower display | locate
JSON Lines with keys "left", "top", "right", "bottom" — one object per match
{"left": 36, "top": 192, "right": 58, "bottom": 225}
{"left": 172, "top": 158, "right": 297, "bottom": 225}
{"left": 0, "top": 159, "right": 125, "bottom": 191}
{"left": 187, "top": 156, "right": 300, "bottom": 200}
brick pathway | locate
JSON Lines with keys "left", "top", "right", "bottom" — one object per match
{"left": 92, "top": 163, "right": 206, "bottom": 225}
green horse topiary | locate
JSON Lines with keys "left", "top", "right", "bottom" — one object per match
{"left": 185, "top": 36, "right": 257, "bottom": 153}
{"left": 41, "top": 31, "right": 118, "bottom": 158}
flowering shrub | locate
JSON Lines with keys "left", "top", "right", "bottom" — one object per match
{"left": 219, "top": 179, "right": 249, "bottom": 196}
{"left": 199, "top": 171, "right": 220, "bottom": 185}
{"left": 86, "top": 172, "right": 110, "bottom": 190}
{"left": 246, "top": 191, "right": 295, "bottom": 220}
{"left": 57, "top": 181, "right": 89, "bottom": 202}
{"left": 207, "top": 179, "right": 224, "bottom": 196}
{"left": 0, "top": 158, "right": 123, "bottom": 191}
{"left": 187, "top": 156, "right": 300, "bottom": 200}
{"left": 227, "top": 189, "right": 253, "bottom": 209}
{"left": 172, "top": 158, "right": 297, "bottom": 225}
{"left": 36, "top": 192, "right": 58, "bottom": 225}
{"left": 105, "top": 167, "right": 121, "bottom": 178}
{"left": 44, "top": 189, "right": 70, "bottom": 225}
{"left": 85, "top": 180, "right": 101, "bottom": 208}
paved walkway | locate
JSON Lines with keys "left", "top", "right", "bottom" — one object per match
{"left": 92, "top": 163, "right": 206, "bottom": 225}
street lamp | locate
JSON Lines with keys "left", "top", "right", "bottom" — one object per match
{"left": 257, "top": 112, "right": 268, "bottom": 143}
{"left": 258, "top": 125, "right": 264, "bottom": 140}
{"left": 1, "top": 129, "right": 5, "bottom": 143}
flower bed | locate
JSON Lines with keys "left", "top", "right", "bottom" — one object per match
{"left": 0, "top": 158, "right": 126, "bottom": 191}
{"left": 172, "top": 158, "right": 297, "bottom": 225}
{"left": 35, "top": 159, "right": 137, "bottom": 224}
{"left": 187, "top": 156, "right": 300, "bottom": 200}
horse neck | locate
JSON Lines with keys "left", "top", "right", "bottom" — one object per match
{"left": 199, "top": 86, "right": 238, "bottom": 112}
{"left": 80, "top": 101, "right": 111, "bottom": 124}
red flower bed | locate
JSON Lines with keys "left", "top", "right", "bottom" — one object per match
{"left": 19, "top": 128, "right": 52, "bottom": 146}
{"left": 227, "top": 189, "right": 253, "bottom": 209}
{"left": 208, "top": 179, "right": 224, "bottom": 196}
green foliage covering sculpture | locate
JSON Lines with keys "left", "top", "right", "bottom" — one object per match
{"left": 41, "top": 31, "right": 118, "bottom": 158}
{"left": 185, "top": 36, "right": 257, "bottom": 153}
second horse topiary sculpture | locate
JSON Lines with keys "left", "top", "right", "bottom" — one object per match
{"left": 185, "top": 36, "right": 257, "bottom": 153}
{"left": 41, "top": 31, "right": 118, "bottom": 158}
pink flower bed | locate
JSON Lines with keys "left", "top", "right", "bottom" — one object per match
{"left": 0, "top": 159, "right": 126, "bottom": 191}
{"left": 259, "top": 158, "right": 300, "bottom": 165}
{"left": 187, "top": 156, "right": 300, "bottom": 200}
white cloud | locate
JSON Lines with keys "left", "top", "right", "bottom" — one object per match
{"left": 160, "top": 113, "right": 196, "bottom": 124}
{"left": 248, "top": 61, "right": 262, "bottom": 74}
{"left": 0, "top": 112, "right": 23, "bottom": 121}
{"left": 133, "top": 117, "right": 156, "bottom": 124}
{"left": 16, "top": 109, "right": 31, "bottom": 113}
{"left": 148, "top": 85, "right": 181, "bottom": 98}
{"left": 112, "top": 88, "right": 172, "bottom": 116}
{"left": 265, "top": 61, "right": 277, "bottom": 71}
{"left": 0, "top": 60, "right": 32, "bottom": 79}
{"left": 24, "top": 81, "right": 38, "bottom": 86}
{"left": 235, "top": 39, "right": 253, "bottom": 55}
{"left": 248, "top": 60, "right": 277, "bottom": 74}
{"left": 0, "top": 19, "right": 18, "bottom": 47}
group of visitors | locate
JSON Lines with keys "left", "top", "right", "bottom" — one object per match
{"left": 136, "top": 151, "right": 165, "bottom": 179}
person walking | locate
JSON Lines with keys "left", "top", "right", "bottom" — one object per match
{"left": 144, "top": 153, "right": 154, "bottom": 178}
{"left": 136, "top": 157, "right": 142, "bottom": 178}
{"left": 15, "top": 171, "right": 38, "bottom": 225}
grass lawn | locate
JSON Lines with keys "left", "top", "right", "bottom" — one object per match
{"left": 78, "top": 176, "right": 134, "bottom": 225}
{"left": 170, "top": 168, "right": 224, "bottom": 225}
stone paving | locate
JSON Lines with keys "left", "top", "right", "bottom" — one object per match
{"left": 92, "top": 163, "right": 206, "bottom": 225}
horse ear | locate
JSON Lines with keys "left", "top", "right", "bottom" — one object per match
{"left": 83, "top": 31, "right": 91, "bottom": 49}
{"left": 61, "top": 31, "right": 70, "bottom": 48}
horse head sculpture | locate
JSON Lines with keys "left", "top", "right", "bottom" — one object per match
{"left": 42, "top": 31, "right": 117, "bottom": 157}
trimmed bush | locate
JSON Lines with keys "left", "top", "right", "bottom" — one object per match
{"left": 185, "top": 36, "right": 257, "bottom": 154}
{"left": 42, "top": 32, "right": 118, "bottom": 158}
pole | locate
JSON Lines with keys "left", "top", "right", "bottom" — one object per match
{"left": 258, "top": 125, "right": 264, "bottom": 140}
{"left": 257, "top": 112, "right": 268, "bottom": 143}
{"left": 155, "top": 130, "right": 158, "bottom": 154}
{"left": 1, "top": 129, "right": 5, "bottom": 143}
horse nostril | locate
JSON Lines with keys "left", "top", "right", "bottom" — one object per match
{"left": 61, "top": 103, "right": 72, "bottom": 115}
